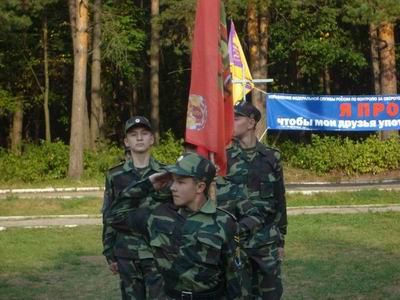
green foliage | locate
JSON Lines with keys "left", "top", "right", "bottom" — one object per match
{"left": 0, "top": 132, "right": 183, "bottom": 183}
{"left": 0, "top": 141, "right": 69, "bottom": 182}
{"left": 102, "top": 1, "right": 147, "bottom": 83}
{"left": 343, "top": 0, "right": 400, "bottom": 24}
{"left": 0, "top": 88, "right": 16, "bottom": 115}
{"left": 279, "top": 134, "right": 400, "bottom": 175}
{"left": 83, "top": 143, "right": 123, "bottom": 180}
{"left": 152, "top": 129, "right": 184, "bottom": 164}
{"left": 268, "top": 0, "right": 368, "bottom": 93}
{"left": 159, "top": 0, "right": 196, "bottom": 55}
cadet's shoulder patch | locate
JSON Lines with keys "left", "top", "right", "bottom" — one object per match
{"left": 217, "top": 207, "right": 237, "bottom": 222}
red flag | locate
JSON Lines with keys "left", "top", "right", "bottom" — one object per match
{"left": 185, "top": 0, "right": 233, "bottom": 175}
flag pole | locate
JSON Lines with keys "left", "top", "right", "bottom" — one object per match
{"left": 209, "top": 152, "right": 217, "bottom": 203}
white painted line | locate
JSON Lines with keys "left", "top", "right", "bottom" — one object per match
{"left": 287, "top": 204, "right": 400, "bottom": 210}
{"left": 55, "top": 187, "right": 76, "bottom": 192}
{"left": 10, "top": 188, "right": 55, "bottom": 193}
{"left": 287, "top": 187, "right": 400, "bottom": 195}
{"left": 0, "top": 186, "right": 105, "bottom": 194}
{"left": 76, "top": 187, "right": 102, "bottom": 192}
{"left": 23, "top": 226, "right": 49, "bottom": 229}
{"left": 0, "top": 214, "right": 101, "bottom": 221}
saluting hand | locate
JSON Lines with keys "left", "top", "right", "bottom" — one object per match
{"left": 109, "top": 262, "right": 119, "bottom": 275}
{"left": 149, "top": 172, "right": 172, "bottom": 190}
{"left": 278, "top": 247, "right": 285, "bottom": 261}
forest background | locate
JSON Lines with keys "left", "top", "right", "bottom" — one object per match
{"left": 0, "top": 0, "right": 399, "bottom": 181}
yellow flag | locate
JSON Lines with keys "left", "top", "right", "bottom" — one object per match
{"left": 228, "top": 20, "right": 254, "bottom": 103}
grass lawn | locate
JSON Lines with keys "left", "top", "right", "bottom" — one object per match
{"left": 1, "top": 167, "right": 397, "bottom": 189}
{"left": 0, "top": 196, "right": 102, "bottom": 216}
{"left": 0, "top": 177, "right": 104, "bottom": 189}
{"left": 287, "top": 190, "right": 400, "bottom": 207}
{"left": 1, "top": 212, "right": 399, "bottom": 299}
{"left": 1, "top": 190, "right": 400, "bottom": 217}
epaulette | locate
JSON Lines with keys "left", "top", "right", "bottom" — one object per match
{"left": 107, "top": 160, "right": 125, "bottom": 173}
{"left": 217, "top": 207, "right": 237, "bottom": 222}
{"left": 266, "top": 145, "right": 281, "bottom": 153}
{"left": 257, "top": 141, "right": 281, "bottom": 156}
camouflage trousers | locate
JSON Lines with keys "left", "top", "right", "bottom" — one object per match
{"left": 117, "top": 257, "right": 165, "bottom": 300}
{"left": 241, "top": 242, "right": 283, "bottom": 300}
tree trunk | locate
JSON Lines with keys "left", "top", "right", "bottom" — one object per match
{"left": 11, "top": 97, "right": 23, "bottom": 154}
{"left": 68, "top": 0, "right": 89, "bottom": 179}
{"left": 43, "top": 13, "right": 51, "bottom": 142}
{"left": 247, "top": 0, "right": 259, "bottom": 87}
{"left": 130, "top": 86, "right": 138, "bottom": 116}
{"left": 150, "top": 0, "right": 160, "bottom": 143}
{"left": 379, "top": 22, "right": 398, "bottom": 139}
{"left": 83, "top": 103, "right": 90, "bottom": 149}
{"left": 256, "top": 1, "right": 268, "bottom": 139}
{"left": 69, "top": 0, "right": 76, "bottom": 49}
{"left": 90, "top": 0, "right": 103, "bottom": 150}
{"left": 248, "top": 0, "right": 269, "bottom": 140}
{"left": 324, "top": 66, "right": 331, "bottom": 94}
{"left": 370, "top": 23, "right": 381, "bottom": 94}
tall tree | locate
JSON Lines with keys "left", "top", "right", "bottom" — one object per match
{"left": 344, "top": 0, "right": 400, "bottom": 138}
{"left": 11, "top": 97, "right": 23, "bottom": 154}
{"left": 42, "top": 11, "right": 51, "bottom": 141}
{"left": 150, "top": 0, "right": 160, "bottom": 143}
{"left": 68, "top": 0, "right": 89, "bottom": 179}
{"left": 369, "top": 23, "right": 381, "bottom": 94}
{"left": 247, "top": 0, "right": 269, "bottom": 139}
{"left": 90, "top": 0, "right": 103, "bottom": 149}
{"left": 379, "top": 22, "right": 397, "bottom": 139}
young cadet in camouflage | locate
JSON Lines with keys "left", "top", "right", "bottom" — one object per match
{"left": 108, "top": 153, "right": 243, "bottom": 299}
{"left": 226, "top": 100, "right": 288, "bottom": 300}
{"left": 102, "top": 116, "right": 168, "bottom": 300}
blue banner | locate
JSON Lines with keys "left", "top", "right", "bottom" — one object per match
{"left": 266, "top": 93, "right": 400, "bottom": 131}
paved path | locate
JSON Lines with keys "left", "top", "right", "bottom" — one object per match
{"left": 1, "top": 204, "right": 400, "bottom": 230}
{"left": 1, "top": 180, "right": 400, "bottom": 199}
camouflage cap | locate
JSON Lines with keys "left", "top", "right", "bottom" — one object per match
{"left": 125, "top": 116, "right": 152, "bottom": 134}
{"left": 164, "top": 152, "right": 216, "bottom": 186}
{"left": 234, "top": 100, "right": 261, "bottom": 122}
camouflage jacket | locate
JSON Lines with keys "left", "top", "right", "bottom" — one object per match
{"left": 216, "top": 176, "right": 266, "bottom": 240}
{"left": 110, "top": 198, "right": 242, "bottom": 299}
{"left": 101, "top": 156, "right": 168, "bottom": 263}
{"left": 225, "top": 140, "right": 288, "bottom": 247}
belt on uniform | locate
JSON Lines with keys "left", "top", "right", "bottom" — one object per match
{"left": 165, "top": 283, "right": 224, "bottom": 300}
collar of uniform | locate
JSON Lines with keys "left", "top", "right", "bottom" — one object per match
{"left": 199, "top": 198, "right": 216, "bottom": 214}
{"left": 148, "top": 156, "right": 163, "bottom": 172}
{"left": 229, "top": 139, "right": 242, "bottom": 158}
{"left": 123, "top": 159, "right": 134, "bottom": 171}
{"left": 178, "top": 198, "right": 216, "bottom": 216}
{"left": 232, "top": 139, "right": 268, "bottom": 157}
{"left": 123, "top": 156, "right": 162, "bottom": 173}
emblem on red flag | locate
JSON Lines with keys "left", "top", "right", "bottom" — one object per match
{"left": 186, "top": 94, "right": 208, "bottom": 130}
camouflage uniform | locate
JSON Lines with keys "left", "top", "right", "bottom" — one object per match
{"left": 226, "top": 139, "right": 287, "bottom": 300}
{"left": 102, "top": 156, "right": 169, "bottom": 300}
{"left": 108, "top": 153, "right": 243, "bottom": 299}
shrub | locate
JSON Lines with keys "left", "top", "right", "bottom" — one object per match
{"left": 0, "top": 133, "right": 398, "bottom": 183}
{"left": 0, "top": 131, "right": 184, "bottom": 183}
{"left": 278, "top": 134, "right": 400, "bottom": 175}
{"left": 0, "top": 141, "right": 69, "bottom": 182}
{"left": 152, "top": 130, "right": 184, "bottom": 164}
